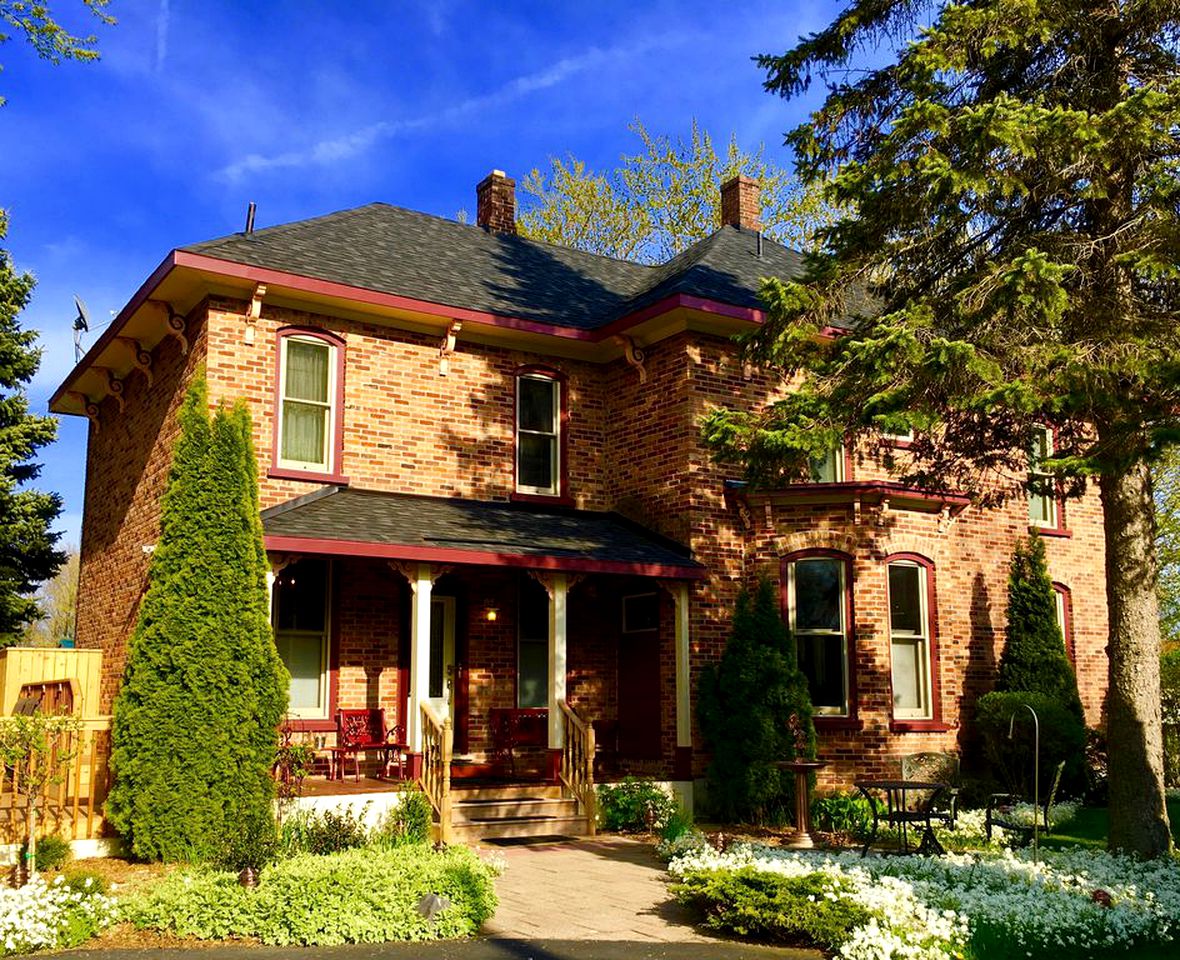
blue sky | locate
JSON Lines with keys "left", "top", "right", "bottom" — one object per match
{"left": 2, "top": 0, "right": 839, "bottom": 548}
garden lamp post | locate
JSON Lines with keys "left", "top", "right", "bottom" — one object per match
{"left": 1008, "top": 704, "right": 1040, "bottom": 862}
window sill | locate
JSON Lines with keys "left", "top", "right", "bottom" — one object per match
{"left": 510, "top": 491, "right": 575, "bottom": 508}
{"left": 814, "top": 716, "right": 863, "bottom": 732}
{"left": 1030, "top": 525, "right": 1072, "bottom": 539}
{"left": 269, "top": 467, "right": 350, "bottom": 486}
{"left": 890, "top": 720, "right": 952, "bottom": 733}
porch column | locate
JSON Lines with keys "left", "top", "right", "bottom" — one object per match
{"left": 666, "top": 581, "right": 693, "bottom": 781}
{"left": 547, "top": 573, "right": 568, "bottom": 754}
{"left": 407, "top": 563, "right": 434, "bottom": 754}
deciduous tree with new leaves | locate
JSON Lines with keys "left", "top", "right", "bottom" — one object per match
{"left": 518, "top": 119, "right": 836, "bottom": 262}
{"left": 702, "top": 1, "right": 1179, "bottom": 857}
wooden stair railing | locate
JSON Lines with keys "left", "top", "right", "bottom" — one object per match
{"left": 558, "top": 700, "right": 596, "bottom": 837}
{"left": 418, "top": 702, "right": 453, "bottom": 844}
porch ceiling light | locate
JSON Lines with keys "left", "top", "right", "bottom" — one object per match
{"left": 486, "top": 607, "right": 498, "bottom": 622}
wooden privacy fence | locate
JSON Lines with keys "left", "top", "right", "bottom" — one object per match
{"left": 0, "top": 717, "right": 112, "bottom": 844}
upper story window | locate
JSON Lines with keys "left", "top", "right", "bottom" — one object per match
{"left": 784, "top": 553, "right": 852, "bottom": 716}
{"left": 1028, "top": 426, "right": 1058, "bottom": 528}
{"left": 276, "top": 329, "right": 343, "bottom": 476}
{"left": 809, "top": 445, "right": 845, "bottom": 483}
{"left": 1053, "top": 582, "right": 1075, "bottom": 664}
{"left": 516, "top": 372, "right": 561, "bottom": 496}
{"left": 882, "top": 427, "right": 915, "bottom": 444}
{"left": 887, "top": 558, "right": 935, "bottom": 720}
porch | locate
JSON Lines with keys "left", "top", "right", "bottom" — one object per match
{"left": 262, "top": 487, "right": 705, "bottom": 839}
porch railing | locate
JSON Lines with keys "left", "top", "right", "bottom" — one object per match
{"left": 419, "top": 703, "right": 453, "bottom": 844}
{"left": 0, "top": 717, "right": 112, "bottom": 844}
{"left": 558, "top": 700, "right": 596, "bottom": 837}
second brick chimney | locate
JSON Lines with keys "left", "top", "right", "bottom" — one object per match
{"left": 476, "top": 169, "right": 516, "bottom": 234}
{"left": 720, "top": 175, "right": 761, "bottom": 232}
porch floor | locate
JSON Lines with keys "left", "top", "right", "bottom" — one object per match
{"left": 299, "top": 776, "right": 407, "bottom": 797}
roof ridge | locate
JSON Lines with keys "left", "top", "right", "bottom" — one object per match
{"left": 186, "top": 203, "right": 387, "bottom": 251}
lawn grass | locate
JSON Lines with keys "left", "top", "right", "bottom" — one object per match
{"left": 1040, "top": 797, "right": 1180, "bottom": 852}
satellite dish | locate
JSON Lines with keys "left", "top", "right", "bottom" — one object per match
{"left": 72, "top": 296, "right": 91, "bottom": 362}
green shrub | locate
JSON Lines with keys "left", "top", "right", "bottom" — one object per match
{"left": 659, "top": 803, "right": 694, "bottom": 844}
{"left": 108, "top": 378, "right": 289, "bottom": 862}
{"left": 125, "top": 845, "right": 498, "bottom": 945}
{"left": 281, "top": 806, "right": 369, "bottom": 856}
{"left": 597, "top": 777, "right": 678, "bottom": 832}
{"left": 672, "top": 867, "right": 870, "bottom": 948}
{"left": 217, "top": 810, "right": 280, "bottom": 871}
{"left": 374, "top": 789, "right": 433, "bottom": 847}
{"left": 997, "top": 535, "right": 1083, "bottom": 719}
{"left": 61, "top": 867, "right": 111, "bottom": 896}
{"left": 976, "top": 690, "right": 1086, "bottom": 795}
{"left": 697, "top": 578, "right": 816, "bottom": 825}
{"left": 26, "top": 834, "right": 71, "bottom": 872}
{"left": 810, "top": 792, "right": 878, "bottom": 839}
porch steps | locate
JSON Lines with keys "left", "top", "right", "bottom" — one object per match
{"left": 448, "top": 783, "right": 591, "bottom": 842}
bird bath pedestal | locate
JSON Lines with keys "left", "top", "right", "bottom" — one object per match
{"left": 774, "top": 759, "right": 828, "bottom": 849}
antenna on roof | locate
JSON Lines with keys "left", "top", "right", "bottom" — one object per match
{"left": 72, "top": 295, "right": 91, "bottom": 363}
{"left": 244, "top": 201, "right": 257, "bottom": 235}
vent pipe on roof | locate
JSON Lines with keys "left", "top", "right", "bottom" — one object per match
{"left": 757, "top": 231, "right": 763, "bottom": 259}
{"left": 244, "top": 201, "right": 257, "bottom": 235}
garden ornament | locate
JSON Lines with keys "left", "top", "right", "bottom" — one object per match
{"left": 417, "top": 892, "right": 451, "bottom": 920}
{"left": 1008, "top": 703, "right": 1041, "bottom": 862}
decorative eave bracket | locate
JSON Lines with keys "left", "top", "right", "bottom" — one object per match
{"left": 245, "top": 283, "right": 267, "bottom": 345}
{"left": 67, "top": 391, "right": 101, "bottom": 431}
{"left": 115, "top": 337, "right": 153, "bottom": 387}
{"left": 439, "top": 319, "right": 462, "bottom": 376}
{"left": 614, "top": 335, "right": 647, "bottom": 384}
{"left": 148, "top": 300, "right": 189, "bottom": 354}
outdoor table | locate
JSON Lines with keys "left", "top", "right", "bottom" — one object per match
{"left": 774, "top": 759, "right": 828, "bottom": 849}
{"left": 854, "top": 779, "right": 950, "bottom": 857}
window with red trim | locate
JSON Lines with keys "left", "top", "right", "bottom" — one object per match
{"left": 1028, "top": 426, "right": 1060, "bottom": 529}
{"left": 887, "top": 555, "right": 937, "bottom": 721}
{"left": 809, "top": 444, "right": 846, "bottom": 482}
{"left": 515, "top": 371, "right": 562, "bottom": 496}
{"left": 1053, "top": 582, "right": 1074, "bottom": 663}
{"left": 783, "top": 551, "right": 854, "bottom": 717}
{"left": 274, "top": 328, "right": 344, "bottom": 478}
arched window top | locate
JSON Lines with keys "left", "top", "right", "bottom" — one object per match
{"left": 277, "top": 325, "right": 346, "bottom": 348}
{"left": 781, "top": 547, "right": 854, "bottom": 565}
{"left": 884, "top": 551, "right": 935, "bottom": 570}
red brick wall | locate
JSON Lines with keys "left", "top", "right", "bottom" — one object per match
{"left": 76, "top": 311, "right": 208, "bottom": 709}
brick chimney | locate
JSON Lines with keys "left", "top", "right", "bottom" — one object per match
{"left": 476, "top": 169, "right": 516, "bottom": 234}
{"left": 720, "top": 175, "right": 761, "bottom": 232}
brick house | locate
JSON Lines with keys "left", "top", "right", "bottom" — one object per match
{"left": 52, "top": 171, "right": 1108, "bottom": 829}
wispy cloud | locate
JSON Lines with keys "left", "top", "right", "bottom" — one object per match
{"left": 155, "top": 0, "right": 171, "bottom": 73}
{"left": 216, "top": 36, "right": 683, "bottom": 182}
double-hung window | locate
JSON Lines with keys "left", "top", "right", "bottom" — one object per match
{"left": 278, "top": 333, "right": 338, "bottom": 474}
{"left": 809, "top": 445, "right": 845, "bottom": 483}
{"left": 786, "top": 555, "right": 851, "bottom": 715}
{"left": 887, "top": 560, "right": 934, "bottom": 720}
{"left": 273, "top": 558, "right": 330, "bottom": 718}
{"left": 1028, "top": 426, "right": 1058, "bottom": 528}
{"left": 516, "top": 374, "right": 560, "bottom": 495}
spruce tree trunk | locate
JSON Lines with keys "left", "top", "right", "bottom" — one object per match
{"left": 1099, "top": 459, "right": 1173, "bottom": 857}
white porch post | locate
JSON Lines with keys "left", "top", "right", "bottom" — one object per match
{"left": 407, "top": 563, "right": 434, "bottom": 753}
{"left": 547, "top": 573, "right": 568, "bottom": 750}
{"left": 265, "top": 569, "right": 277, "bottom": 623}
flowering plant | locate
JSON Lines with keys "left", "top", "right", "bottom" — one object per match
{"left": 0, "top": 874, "right": 115, "bottom": 955}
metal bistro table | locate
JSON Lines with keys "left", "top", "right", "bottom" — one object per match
{"left": 854, "top": 779, "right": 953, "bottom": 857}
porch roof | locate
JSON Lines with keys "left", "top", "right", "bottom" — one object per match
{"left": 261, "top": 486, "right": 707, "bottom": 579}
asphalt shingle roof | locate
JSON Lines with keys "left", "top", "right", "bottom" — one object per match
{"left": 261, "top": 486, "right": 705, "bottom": 575}
{"left": 184, "top": 203, "right": 811, "bottom": 331}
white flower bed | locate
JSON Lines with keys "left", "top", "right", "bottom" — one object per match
{"left": 0, "top": 875, "right": 116, "bottom": 955}
{"left": 952, "top": 800, "right": 1079, "bottom": 845}
{"left": 668, "top": 842, "right": 1180, "bottom": 960}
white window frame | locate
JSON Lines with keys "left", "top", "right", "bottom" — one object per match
{"left": 887, "top": 560, "right": 934, "bottom": 720}
{"left": 515, "top": 374, "right": 561, "bottom": 496}
{"left": 1028, "top": 426, "right": 1058, "bottom": 528}
{"left": 277, "top": 334, "right": 337, "bottom": 473}
{"left": 809, "top": 445, "right": 846, "bottom": 483}
{"left": 786, "top": 557, "right": 850, "bottom": 716}
{"left": 273, "top": 560, "right": 331, "bottom": 720}
{"left": 882, "top": 427, "right": 915, "bottom": 443}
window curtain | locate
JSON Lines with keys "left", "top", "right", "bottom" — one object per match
{"left": 282, "top": 340, "right": 330, "bottom": 466}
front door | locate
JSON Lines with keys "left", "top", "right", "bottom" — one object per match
{"left": 427, "top": 596, "right": 457, "bottom": 723}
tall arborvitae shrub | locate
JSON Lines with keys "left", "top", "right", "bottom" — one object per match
{"left": 997, "top": 534, "right": 1083, "bottom": 718}
{"left": 698, "top": 577, "right": 816, "bottom": 825}
{"left": 108, "top": 377, "right": 288, "bottom": 861}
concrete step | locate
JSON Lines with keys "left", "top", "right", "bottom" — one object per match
{"left": 452, "top": 797, "right": 578, "bottom": 822}
{"left": 450, "top": 783, "right": 564, "bottom": 802}
{"left": 449, "top": 814, "right": 591, "bottom": 842}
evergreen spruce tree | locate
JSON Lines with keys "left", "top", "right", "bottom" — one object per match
{"left": 108, "top": 376, "right": 288, "bottom": 861}
{"left": 0, "top": 212, "right": 63, "bottom": 642}
{"left": 698, "top": 578, "right": 815, "bottom": 824}
{"left": 998, "top": 535, "right": 1083, "bottom": 718}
